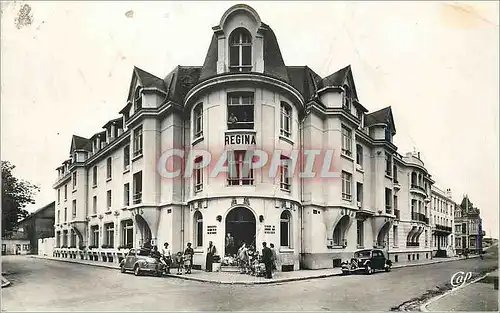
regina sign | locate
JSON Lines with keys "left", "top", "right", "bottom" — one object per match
{"left": 225, "top": 133, "right": 256, "bottom": 145}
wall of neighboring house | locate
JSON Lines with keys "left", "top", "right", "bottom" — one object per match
{"left": 38, "top": 237, "right": 55, "bottom": 256}
{"left": 2, "top": 239, "right": 31, "bottom": 255}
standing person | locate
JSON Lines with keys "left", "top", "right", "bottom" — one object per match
{"left": 162, "top": 242, "right": 172, "bottom": 274}
{"left": 269, "top": 243, "right": 277, "bottom": 273}
{"left": 225, "top": 233, "right": 235, "bottom": 256}
{"left": 261, "top": 242, "right": 273, "bottom": 279}
{"left": 175, "top": 252, "right": 184, "bottom": 275}
{"left": 237, "top": 242, "right": 249, "bottom": 274}
{"left": 205, "top": 241, "right": 216, "bottom": 272}
{"left": 184, "top": 243, "right": 194, "bottom": 274}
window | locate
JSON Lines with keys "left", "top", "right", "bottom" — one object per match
{"left": 106, "top": 190, "right": 112, "bottom": 210}
{"left": 229, "top": 28, "right": 252, "bottom": 72}
{"left": 385, "top": 188, "right": 392, "bottom": 213}
{"left": 341, "top": 171, "right": 352, "bottom": 201}
{"left": 62, "top": 230, "right": 68, "bottom": 246}
{"left": 64, "top": 185, "right": 67, "bottom": 201}
{"left": 106, "top": 157, "right": 112, "bottom": 180}
{"left": 123, "top": 145, "right": 130, "bottom": 170}
{"left": 105, "top": 223, "right": 114, "bottom": 247}
{"left": 194, "top": 156, "right": 203, "bottom": 192}
{"left": 70, "top": 230, "right": 77, "bottom": 247}
{"left": 91, "top": 226, "right": 99, "bottom": 247}
{"left": 280, "top": 155, "right": 291, "bottom": 191}
{"left": 385, "top": 153, "right": 392, "bottom": 176}
{"left": 72, "top": 172, "right": 77, "bottom": 189}
{"left": 393, "top": 165, "right": 398, "bottom": 183}
{"left": 411, "top": 172, "right": 417, "bottom": 186}
{"left": 92, "top": 166, "right": 97, "bottom": 186}
{"left": 64, "top": 208, "right": 67, "bottom": 222}
{"left": 194, "top": 211, "right": 203, "bottom": 247}
{"left": 385, "top": 124, "right": 392, "bottom": 142}
{"left": 57, "top": 189, "right": 60, "bottom": 203}
{"left": 393, "top": 225, "right": 398, "bottom": 246}
{"left": 92, "top": 196, "right": 97, "bottom": 214}
{"left": 394, "top": 195, "right": 398, "bottom": 215}
{"left": 356, "top": 182, "right": 363, "bottom": 206}
{"left": 227, "top": 92, "right": 254, "bottom": 130}
{"left": 280, "top": 102, "right": 292, "bottom": 137}
{"left": 356, "top": 220, "right": 364, "bottom": 247}
{"left": 133, "top": 125, "right": 143, "bottom": 158}
{"left": 356, "top": 144, "right": 363, "bottom": 166}
{"left": 133, "top": 87, "right": 142, "bottom": 112}
{"left": 57, "top": 210, "right": 60, "bottom": 224}
{"left": 133, "top": 171, "right": 142, "bottom": 204}
{"left": 124, "top": 183, "right": 130, "bottom": 206}
{"left": 72, "top": 200, "right": 76, "bottom": 218}
{"left": 227, "top": 151, "right": 254, "bottom": 186}
{"left": 343, "top": 85, "right": 352, "bottom": 111}
{"left": 280, "top": 211, "right": 292, "bottom": 248}
{"left": 341, "top": 125, "right": 352, "bottom": 156}
{"left": 122, "top": 220, "right": 133, "bottom": 247}
{"left": 193, "top": 103, "right": 203, "bottom": 139}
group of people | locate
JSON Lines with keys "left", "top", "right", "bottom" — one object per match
{"left": 235, "top": 241, "right": 277, "bottom": 279}
{"left": 143, "top": 242, "right": 195, "bottom": 275}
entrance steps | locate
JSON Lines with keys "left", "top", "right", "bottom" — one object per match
{"left": 219, "top": 265, "right": 241, "bottom": 272}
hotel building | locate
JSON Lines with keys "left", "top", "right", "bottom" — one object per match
{"left": 53, "top": 4, "right": 448, "bottom": 270}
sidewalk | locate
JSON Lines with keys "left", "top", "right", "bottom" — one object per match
{"left": 29, "top": 254, "right": 479, "bottom": 285}
{"left": 1, "top": 274, "right": 11, "bottom": 288}
{"left": 424, "top": 270, "right": 498, "bottom": 311}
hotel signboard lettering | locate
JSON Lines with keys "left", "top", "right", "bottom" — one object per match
{"left": 225, "top": 133, "right": 256, "bottom": 145}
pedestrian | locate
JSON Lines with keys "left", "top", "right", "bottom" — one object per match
{"left": 225, "top": 233, "right": 235, "bottom": 256}
{"left": 270, "top": 243, "right": 277, "bottom": 273}
{"left": 184, "top": 242, "right": 194, "bottom": 274}
{"left": 261, "top": 242, "right": 273, "bottom": 279}
{"left": 205, "top": 241, "right": 216, "bottom": 272}
{"left": 175, "top": 252, "right": 184, "bottom": 275}
{"left": 237, "top": 242, "right": 249, "bottom": 274}
{"left": 162, "top": 242, "right": 172, "bottom": 274}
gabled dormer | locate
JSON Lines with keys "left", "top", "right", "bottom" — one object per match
{"left": 199, "top": 4, "right": 289, "bottom": 82}
{"left": 69, "top": 135, "right": 91, "bottom": 163}
{"left": 365, "top": 106, "right": 396, "bottom": 142}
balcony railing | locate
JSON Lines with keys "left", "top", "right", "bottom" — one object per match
{"left": 435, "top": 224, "right": 453, "bottom": 232}
{"left": 410, "top": 184, "right": 428, "bottom": 195}
{"left": 385, "top": 205, "right": 392, "bottom": 214}
{"left": 411, "top": 212, "right": 429, "bottom": 223}
{"left": 406, "top": 242, "right": 420, "bottom": 247}
{"left": 133, "top": 192, "right": 142, "bottom": 205}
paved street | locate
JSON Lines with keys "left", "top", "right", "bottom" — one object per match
{"left": 2, "top": 250, "right": 498, "bottom": 311}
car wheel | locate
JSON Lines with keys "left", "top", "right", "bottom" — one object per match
{"left": 156, "top": 271, "right": 163, "bottom": 277}
{"left": 365, "top": 264, "right": 373, "bottom": 275}
{"left": 120, "top": 265, "right": 126, "bottom": 273}
{"left": 134, "top": 265, "right": 142, "bottom": 276}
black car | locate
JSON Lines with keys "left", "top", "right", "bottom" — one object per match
{"left": 341, "top": 248, "right": 392, "bottom": 275}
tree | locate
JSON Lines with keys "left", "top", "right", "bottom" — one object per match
{"left": 2, "top": 161, "right": 39, "bottom": 237}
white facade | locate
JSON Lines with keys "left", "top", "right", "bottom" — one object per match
{"left": 52, "top": 4, "right": 459, "bottom": 270}
{"left": 430, "top": 186, "right": 455, "bottom": 257}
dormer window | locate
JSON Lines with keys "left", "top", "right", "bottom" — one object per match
{"left": 343, "top": 85, "right": 351, "bottom": 111}
{"left": 133, "top": 87, "right": 142, "bottom": 112}
{"left": 229, "top": 28, "right": 252, "bottom": 72}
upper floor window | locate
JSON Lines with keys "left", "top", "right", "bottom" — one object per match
{"left": 341, "top": 125, "right": 352, "bottom": 157}
{"left": 106, "top": 157, "right": 112, "bottom": 180}
{"left": 280, "top": 155, "right": 291, "bottom": 191}
{"left": 72, "top": 172, "right": 77, "bottom": 189}
{"left": 227, "top": 150, "right": 254, "bottom": 186}
{"left": 133, "top": 171, "right": 142, "bottom": 204}
{"left": 229, "top": 28, "right": 252, "bottom": 72}
{"left": 194, "top": 156, "right": 203, "bottom": 193}
{"left": 385, "top": 153, "right": 392, "bottom": 176}
{"left": 133, "top": 125, "right": 143, "bottom": 158}
{"left": 280, "top": 102, "right": 291, "bottom": 138}
{"left": 193, "top": 103, "right": 203, "bottom": 139}
{"left": 123, "top": 145, "right": 130, "bottom": 170}
{"left": 341, "top": 171, "right": 352, "bottom": 201}
{"left": 356, "top": 144, "right": 363, "bottom": 167}
{"left": 133, "top": 86, "right": 142, "bottom": 112}
{"left": 92, "top": 166, "right": 98, "bottom": 187}
{"left": 227, "top": 92, "right": 254, "bottom": 130}
{"left": 72, "top": 200, "right": 76, "bottom": 217}
{"left": 64, "top": 185, "right": 68, "bottom": 201}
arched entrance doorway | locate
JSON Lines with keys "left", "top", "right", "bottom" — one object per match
{"left": 135, "top": 215, "right": 152, "bottom": 247}
{"left": 225, "top": 207, "right": 256, "bottom": 256}
{"left": 377, "top": 222, "right": 391, "bottom": 248}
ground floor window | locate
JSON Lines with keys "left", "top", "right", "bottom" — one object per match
{"left": 91, "top": 226, "right": 99, "bottom": 248}
{"left": 70, "top": 230, "right": 77, "bottom": 247}
{"left": 62, "top": 230, "right": 68, "bottom": 247}
{"left": 356, "top": 220, "right": 364, "bottom": 247}
{"left": 194, "top": 211, "right": 203, "bottom": 247}
{"left": 280, "top": 210, "right": 292, "bottom": 248}
{"left": 56, "top": 231, "right": 61, "bottom": 247}
{"left": 121, "top": 220, "right": 133, "bottom": 247}
{"left": 105, "top": 223, "right": 114, "bottom": 247}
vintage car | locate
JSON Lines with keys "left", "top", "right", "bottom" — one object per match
{"left": 341, "top": 248, "right": 392, "bottom": 275}
{"left": 119, "top": 248, "right": 165, "bottom": 276}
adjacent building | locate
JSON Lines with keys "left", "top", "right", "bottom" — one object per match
{"left": 454, "top": 196, "right": 485, "bottom": 255}
{"left": 18, "top": 201, "right": 55, "bottom": 254}
{"left": 53, "top": 4, "right": 471, "bottom": 270}
{"left": 430, "top": 186, "right": 455, "bottom": 257}
{"left": 1, "top": 229, "right": 31, "bottom": 255}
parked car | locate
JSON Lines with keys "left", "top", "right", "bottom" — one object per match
{"left": 120, "top": 248, "right": 164, "bottom": 277}
{"left": 341, "top": 248, "right": 392, "bottom": 275}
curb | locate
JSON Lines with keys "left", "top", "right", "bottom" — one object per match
{"left": 29, "top": 254, "right": 479, "bottom": 285}
{"left": 419, "top": 272, "right": 490, "bottom": 312}
{"left": 1, "top": 275, "right": 11, "bottom": 288}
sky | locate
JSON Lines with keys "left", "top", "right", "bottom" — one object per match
{"left": 1, "top": 1, "right": 499, "bottom": 238}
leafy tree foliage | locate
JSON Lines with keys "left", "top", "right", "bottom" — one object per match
{"left": 2, "top": 161, "right": 39, "bottom": 237}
